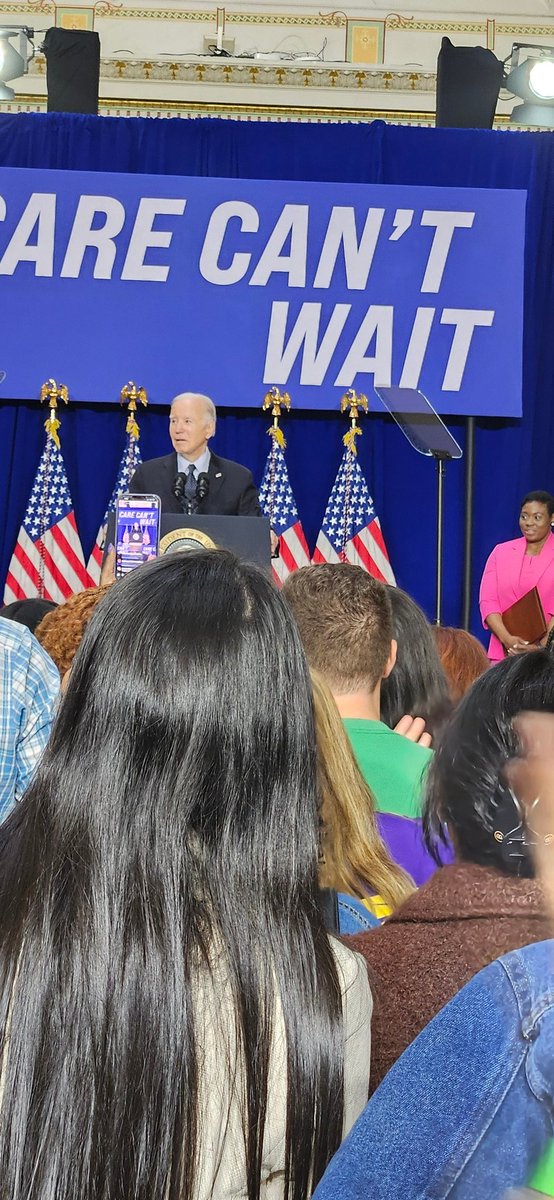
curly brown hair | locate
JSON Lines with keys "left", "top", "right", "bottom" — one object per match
{"left": 35, "top": 585, "right": 113, "bottom": 676}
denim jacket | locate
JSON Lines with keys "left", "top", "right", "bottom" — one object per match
{"left": 313, "top": 939, "right": 554, "bottom": 1200}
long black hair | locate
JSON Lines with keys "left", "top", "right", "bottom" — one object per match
{"left": 380, "top": 586, "right": 452, "bottom": 740}
{"left": 424, "top": 650, "right": 554, "bottom": 876}
{"left": 0, "top": 551, "right": 344, "bottom": 1200}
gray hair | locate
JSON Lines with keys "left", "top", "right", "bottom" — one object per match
{"left": 170, "top": 392, "right": 216, "bottom": 432}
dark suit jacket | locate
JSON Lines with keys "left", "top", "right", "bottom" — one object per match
{"left": 129, "top": 452, "right": 261, "bottom": 517}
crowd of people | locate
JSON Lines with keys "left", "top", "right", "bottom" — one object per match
{"left": 0, "top": 500, "right": 553, "bottom": 1199}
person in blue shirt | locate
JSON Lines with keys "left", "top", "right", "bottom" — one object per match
{"left": 312, "top": 938, "right": 554, "bottom": 1200}
{"left": 0, "top": 614, "right": 59, "bottom": 821}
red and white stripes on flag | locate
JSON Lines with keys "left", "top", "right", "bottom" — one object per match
{"left": 258, "top": 443, "right": 310, "bottom": 584}
{"left": 3, "top": 437, "right": 90, "bottom": 604}
{"left": 313, "top": 449, "right": 395, "bottom": 584}
{"left": 87, "top": 434, "right": 142, "bottom": 585}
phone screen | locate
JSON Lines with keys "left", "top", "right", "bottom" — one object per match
{"left": 115, "top": 494, "right": 161, "bottom": 578}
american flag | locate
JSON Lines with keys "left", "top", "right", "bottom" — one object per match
{"left": 313, "top": 449, "right": 395, "bottom": 584}
{"left": 258, "top": 443, "right": 310, "bottom": 584}
{"left": 3, "top": 437, "right": 90, "bottom": 604}
{"left": 87, "top": 433, "right": 142, "bottom": 584}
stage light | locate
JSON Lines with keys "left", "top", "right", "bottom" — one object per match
{"left": 506, "top": 43, "right": 554, "bottom": 126}
{"left": 529, "top": 59, "right": 554, "bottom": 99}
{"left": 0, "top": 26, "right": 34, "bottom": 101}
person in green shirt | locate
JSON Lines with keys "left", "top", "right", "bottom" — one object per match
{"left": 283, "top": 563, "right": 432, "bottom": 819}
{"left": 343, "top": 717, "right": 432, "bottom": 818}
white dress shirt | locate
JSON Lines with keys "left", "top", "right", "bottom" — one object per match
{"left": 177, "top": 447, "right": 211, "bottom": 480}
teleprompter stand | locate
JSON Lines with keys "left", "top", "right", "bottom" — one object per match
{"left": 374, "top": 386, "right": 462, "bottom": 626}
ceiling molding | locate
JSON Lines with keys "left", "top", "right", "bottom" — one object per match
{"left": 0, "top": 92, "right": 545, "bottom": 127}
{"left": 28, "top": 53, "right": 437, "bottom": 91}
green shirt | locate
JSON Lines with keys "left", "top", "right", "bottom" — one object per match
{"left": 343, "top": 718, "right": 433, "bottom": 818}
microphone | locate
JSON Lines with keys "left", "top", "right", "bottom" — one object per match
{"left": 196, "top": 472, "right": 210, "bottom": 506}
{"left": 173, "top": 472, "right": 188, "bottom": 512}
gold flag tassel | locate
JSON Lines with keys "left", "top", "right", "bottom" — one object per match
{"left": 341, "top": 388, "right": 368, "bottom": 456}
{"left": 120, "top": 381, "right": 148, "bottom": 441}
{"left": 263, "top": 386, "right": 291, "bottom": 451}
{"left": 39, "top": 378, "right": 69, "bottom": 450}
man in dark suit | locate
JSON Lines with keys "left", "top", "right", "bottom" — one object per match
{"left": 129, "top": 392, "right": 261, "bottom": 516}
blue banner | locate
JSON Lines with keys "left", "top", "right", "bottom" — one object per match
{"left": 0, "top": 166, "right": 525, "bottom": 416}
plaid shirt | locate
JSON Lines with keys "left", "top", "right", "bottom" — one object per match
{"left": 0, "top": 616, "right": 60, "bottom": 822}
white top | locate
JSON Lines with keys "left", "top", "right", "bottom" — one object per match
{"left": 193, "top": 937, "right": 372, "bottom": 1198}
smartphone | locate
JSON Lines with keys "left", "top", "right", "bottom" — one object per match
{"left": 114, "top": 494, "right": 161, "bottom": 579}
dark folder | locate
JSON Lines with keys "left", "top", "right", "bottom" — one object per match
{"left": 502, "top": 586, "right": 547, "bottom": 644}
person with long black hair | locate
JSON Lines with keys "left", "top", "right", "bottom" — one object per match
{"left": 0, "top": 550, "right": 371, "bottom": 1200}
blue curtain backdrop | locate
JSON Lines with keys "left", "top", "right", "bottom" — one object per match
{"left": 1, "top": 113, "right": 553, "bottom": 634}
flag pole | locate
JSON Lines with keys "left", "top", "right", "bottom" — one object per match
{"left": 339, "top": 388, "right": 368, "bottom": 561}
{"left": 38, "top": 378, "right": 69, "bottom": 598}
{"left": 86, "top": 383, "right": 148, "bottom": 586}
{"left": 262, "top": 386, "right": 291, "bottom": 527}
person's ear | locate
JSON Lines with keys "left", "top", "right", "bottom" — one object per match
{"left": 383, "top": 638, "right": 397, "bottom": 679}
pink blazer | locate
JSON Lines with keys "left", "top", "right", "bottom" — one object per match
{"left": 479, "top": 535, "right": 554, "bottom": 660}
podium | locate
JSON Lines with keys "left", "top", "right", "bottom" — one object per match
{"left": 106, "top": 513, "right": 271, "bottom": 571}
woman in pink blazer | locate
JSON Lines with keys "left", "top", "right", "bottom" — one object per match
{"left": 479, "top": 490, "right": 554, "bottom": 661}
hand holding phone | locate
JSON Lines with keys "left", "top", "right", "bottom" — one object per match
{"left": 114, "top": 494, "right": 161, "bottom": 578}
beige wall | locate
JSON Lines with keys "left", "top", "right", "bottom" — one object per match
{"left": 0, "top": 1, "right": 553, "bottom": 123}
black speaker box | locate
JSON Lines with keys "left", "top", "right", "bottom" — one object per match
{"left": 43, "top": 27, "right": 100, "bottom": 115}
{"left": 436, "top": 37, "right": 503, "bottom": 129}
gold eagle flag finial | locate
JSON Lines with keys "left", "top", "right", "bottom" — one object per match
{"left": 262, "top": 386, "right": 292, "bottom": 450}
{"left": 340, "top": 388, "right": 368, "bottom": 456}
{"left": 120, "top": 381, "right": 148, "bottom": 441}
{"left": 39, "top": 378, "right": 69, "bottom": 450}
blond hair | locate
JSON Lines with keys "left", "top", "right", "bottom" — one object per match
{"left": 312, "top": 670, "right": 415, "bottom": 911}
